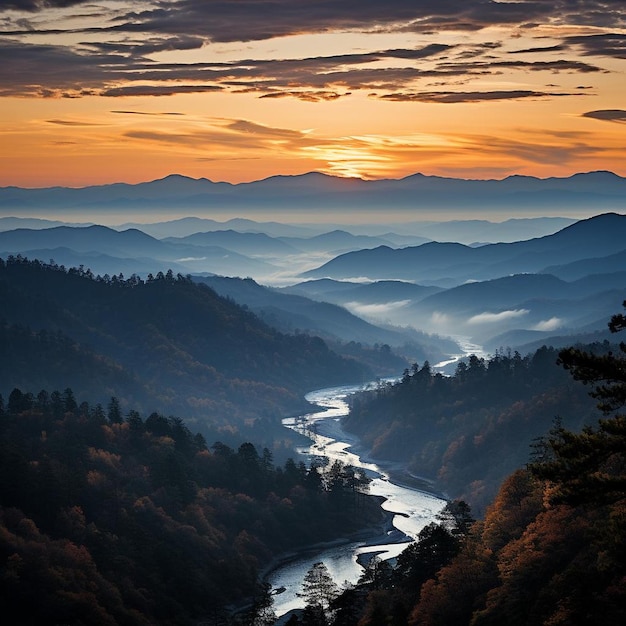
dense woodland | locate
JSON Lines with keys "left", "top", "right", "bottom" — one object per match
{"left": 0, "top": 389, "right": 381, "bottom": 624}
{"left": 345, "top": 344, "right": 602, "bottom": 511}
{"left": 282, "top": 305, "right": 626, "bottom": 625}
{"left": 0, "top": 256, "right": 371, "bottom": 453}
{"left": 2, "top": 254, "right": 625, "bottom": 624}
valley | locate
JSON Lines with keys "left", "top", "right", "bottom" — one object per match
{"left": 1, "top": 179, "right": 625, "bottom": 625}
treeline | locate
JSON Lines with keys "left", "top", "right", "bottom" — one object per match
{"left": 0, "top": 256, "right": 370, "bottom": 447}
{"left": 344, "top": 345, "right": 601, "bottom": 510}
{"left": 284, "top": 306, "right": 626, "bottom": 626}
{"left": 0, "top": 386, "right": 381, "bottom": 625}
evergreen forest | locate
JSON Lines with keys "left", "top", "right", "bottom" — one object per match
{"left": 0, "top": 389, "right": 380, "bottom": 624}
{"left": 345, "top": 345, "right": 603, "bottom": 511}
{"left": 0, "top": 256, "right": 371, "bottom": 454}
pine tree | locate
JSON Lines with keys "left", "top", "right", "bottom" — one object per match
{"left": 298, "top": 561, "right": 339, "bottom": 618}
{"left": 532, "top": 301, "right": 626, "bottom": 505}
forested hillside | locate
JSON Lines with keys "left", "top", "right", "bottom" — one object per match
{"left": 345, "top": 345, "right": 602, "bottom": 511}
{"left": 0, "top": 389, "right": 380, "bottom": 624}
{"left": 291, "top": 305, "right": 626, "bottom": 626}
{"left": 0, "top": 256, "right": 370, "bottom": 448}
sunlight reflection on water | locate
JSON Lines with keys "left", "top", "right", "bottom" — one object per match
{"left": 268, "top": 381, "right": 447, "bottom": 617}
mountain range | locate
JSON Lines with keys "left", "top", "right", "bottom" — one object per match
{"left": 1, "top": 210, "right": 625, "bottom": 361}
{"left": 1, "top": 171, "right": 624, "bottom": 218}
{"left": 194, "top": 275, "right": 458, "bottom": 368}
{"left": 302, "top": 212, "right": 626, "bottom": 285}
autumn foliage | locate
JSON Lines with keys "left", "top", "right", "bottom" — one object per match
{"left": 0, "top": 390, "right": 381, "bottom": 624}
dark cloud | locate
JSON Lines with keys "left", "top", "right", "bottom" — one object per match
{"left": 120, "top": 1, "right": 622, "bottom": 43}
{"left": 1, "top": 1, "right": 92, "bottom": 10}
{"left": 438, "top": 59, "right": 602, "bottom": 74}
{"left": 102, "top": 85, "right": 223, "bottom": 97}
{"left": 0, "top": 33, "right": 603, "bottom": 100}
{"left": 110, "top": 110, "right": 185, "bottom": 116}
{"left": 4, "top": 1, "right": 625, "bottom": 43}
{"left": 378, "top": 89, "right": 580, "bottom": 103}
{"left": 81, "top": 35, "right": 205, "bottom": 57}
{"left": 45, "top": 118, "right": 101, "bottom": 125}
{"left": 0, "top": 39, "right": 459, "bottom": 97}
{"left": 582, "top": 109, "right": 626, "bottom": 123}
{"left": 509, "top": 45, "right": 566, "bottom": 54}
{"left": 0, "top": 39, "right": 130, "bottom": 96}
{"left": 258, "top": 90, "right": 348, "bottom": 102}
{"left": 0, "top": 2, "right": 622, "bottom": 101}
{"left": 566, "top": 33, "right": 626, "bottom": 59}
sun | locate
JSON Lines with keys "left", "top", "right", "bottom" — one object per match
{"left": 305, "top": 142, "right": 390, "bottom": 180}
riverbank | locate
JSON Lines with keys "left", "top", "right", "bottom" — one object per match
{"left": 259, "top": 496, "right": 406, "bottom": 583}
{"left": 265, "top": 381, "right": 449, "bottom": 619}
{"left": 307, "top": 407, "right": 447, "bottom": 501}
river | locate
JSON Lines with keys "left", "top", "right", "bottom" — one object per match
{"left": 266, "top": 381, "right": 448, "bottom": 619}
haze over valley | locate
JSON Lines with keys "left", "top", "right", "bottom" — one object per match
{"left": 2, "top": 181, "right": 624, "bottom": 359}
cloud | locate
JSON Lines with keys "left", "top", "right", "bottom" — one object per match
{"left": 430, "top": 311, "right": 451, "bottom": 327}
{"left": 87, "top": 2, "right": 626, "bottom": 44}
{"left": 0, "top": 4, "right": 611, "bottom": 102}
{"left": 123, "top": 118, "right": 317, "bottom": 154}
{"left": 582, "top": 109, "right": 626, "bottom": 123}
{"left": 4, "top": 2, "right": 625, "bottom": 44}
{"left": 509, "top": 45, "right": 566, "bottom": 55}
{"left": 0, "top": 39, "right": 131, "bottom": 97}
{"left": 532, "top": 317, "right": 563, "bottom": 331}
{"left": 453, "top": 132, "right": 602, "bottom": 165}
{"left": 566, "top": 33, "right": 626, "bottom": 59}
{"left": 378, "top": 89, "right": 579, "bottom": 104}
{"left": 0, "top": 39, "right": 458, "bottom": 98}
{"left": 258, "top": 90, "right": 348, "bottom": 102}
{"left": 45, "top": 118, "right": 102, "bottom": 126}
{"left": 110, "top": 110, "right": 185, "bottom": 116}
{"left": 2, "top": 1, "right": 92, "bottom": 10}
{"left": 225, "top": 119, "right": 305, "bottom": 139}
{"left": 102, "top": 85, "right": 223, "bottom": 97}
{"left": 344, "top": 300, "right": 412, "bottom": 318}
{"left": 468, "top": 309, "right": 529, "bottom": 324}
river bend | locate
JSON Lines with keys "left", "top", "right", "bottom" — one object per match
{"left": 267, "top": 381, "right": 447, "bottom": 618}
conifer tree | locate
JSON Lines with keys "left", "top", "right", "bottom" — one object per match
{"left": 298, "top": 561, "right": 339, "bottom": 620}
{"left": 532, "top": 301, "right": 626, "bottom": 505}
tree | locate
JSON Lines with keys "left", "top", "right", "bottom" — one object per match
{"left": 240, "top": 582, "right": 276, "bottom": 626}
{"left": 107, "top": 396, "right": 123, "bottom": 424}
{"left": 437, "top": 500, "right": 474, "bottom": 536}
{"left": 62, "top": 387, "right": 77, "bottom": 414}
{"left": 298, "top": 562, "right": 339, "bottom": 619}
{"left": 8, "top": 388, "right": 30, "bottom": 413}
{"left": 358, "top": 555, "right": 393, "bottom": 590}
{"left": 395, "top": 522, "right": 461, "bottom": 591}
{"left": 558, "top": 323, "right": 626, "bottom": 414}
{"left": 532, "top": 301, "right": 626, "bottom": 506}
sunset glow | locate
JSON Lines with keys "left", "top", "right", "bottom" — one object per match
{"left": 1, "top": 1, "right": 625, "bottom": 187}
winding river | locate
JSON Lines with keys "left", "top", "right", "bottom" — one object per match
{"left": 266, "top": 381, "right": 448, "bottom": 618}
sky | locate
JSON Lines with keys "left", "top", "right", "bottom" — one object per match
{"left": 1, "top": 0, "right": 625, "bottom": 188}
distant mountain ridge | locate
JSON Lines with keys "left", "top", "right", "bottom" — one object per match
{"left": 0, "top": 224, "right": 279, "bottom": 277}
{"left": 303, "top": 212, "right": 626, "bottom": 284}
{"left": 1, "top": 170, "right": 624, "bottom": 216}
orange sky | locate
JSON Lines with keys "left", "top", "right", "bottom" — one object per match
{"left": 1, "top": 1, "right": 625, "bottom": 188}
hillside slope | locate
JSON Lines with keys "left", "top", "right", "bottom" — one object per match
{"left": 0, "top": 257, "right": 370, "bottom": 440}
